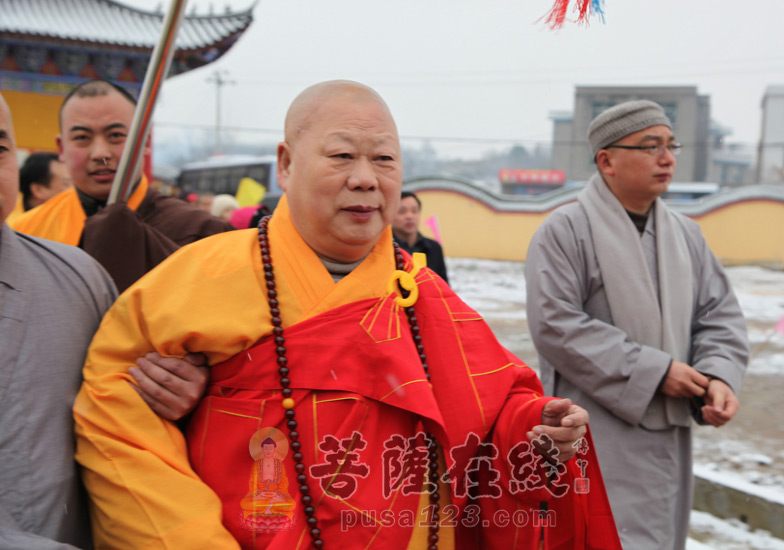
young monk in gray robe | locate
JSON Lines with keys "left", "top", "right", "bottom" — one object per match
{"left": 526, "top": 100, "right": 748, "bottom": 550}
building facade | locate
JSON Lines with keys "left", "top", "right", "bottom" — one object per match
{"left": 551, "top": 86, "right": 711, "bottom": 183}
{"left": 0, "top": 0, "right": 253, "bottom": 153}
{"left": 757, "top": 85, "right": 784, "bottom": 184}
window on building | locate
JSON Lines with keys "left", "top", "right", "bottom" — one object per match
{"left": 591, "top": 101, "right": 615, "bottom": 119}
{"left": 659, "top": 102, "right": 677, "bottom": 125}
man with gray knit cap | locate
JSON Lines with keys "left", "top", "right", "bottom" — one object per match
{"left": 525, "top": 100, "right": 748, "bottom": 549}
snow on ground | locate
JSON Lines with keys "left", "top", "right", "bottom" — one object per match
{"left": 446, "top": 258, "right": 527, "bottom": 316}
{"left": 688, "top": 510, "right": 784, "bottom": 550}
{"left": 695, "top": 465, "right": 784, "bottom": 506}
{"left": 726, "top": 266, "right": 784, "bottom": 377}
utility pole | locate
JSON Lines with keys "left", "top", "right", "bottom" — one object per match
{"left": 207, "top": 69, "right": 235, "bottom": 155}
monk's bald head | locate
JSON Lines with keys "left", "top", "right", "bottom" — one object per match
{"left": 0, "top": 94, "right": 13, "bottom": 139}
{"left": 283, "top": 80, "right": 396, "bottom": 145}
{"left": 276, "top": 80, "right": 402, "bottom": 263}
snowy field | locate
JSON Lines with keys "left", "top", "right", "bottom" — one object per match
{"left": 448, "top": 258, "right": 784, "bottom": 550}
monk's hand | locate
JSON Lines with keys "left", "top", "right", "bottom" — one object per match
{"left": 129, "top": 352, "right": 209, "bottom": 421}
{"left": 661, "top": 360, "right": 710, "bottom": 398}
{"left": 528, "top": 399, "right": 588, "bottom": 463}
{"left": 700, "top": 378, "right": 739, "bottom": 428}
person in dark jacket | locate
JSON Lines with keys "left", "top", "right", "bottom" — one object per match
{"left": 391, "top": 191, "right": 449, "bottom": 284}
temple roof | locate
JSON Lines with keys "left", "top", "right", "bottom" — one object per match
{"left": 0, "top": 0, "right": 255, "bottom": 52}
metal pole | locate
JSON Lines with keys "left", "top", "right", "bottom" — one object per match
{"left": 207, "top": 70, "right": 234, "bottom": 155}
{"left": 107, "top": 0, "right": 189, "bottom": 205}
{"left": 216, "top": 74, "right": 222, "bottom": 154}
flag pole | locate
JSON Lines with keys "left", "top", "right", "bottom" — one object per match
{"left": 108, "top": 0, "right": 188, "bottom": 205}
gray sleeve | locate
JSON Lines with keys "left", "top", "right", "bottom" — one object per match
{"left": 55, "top": 243, "right": 118, "bottom": 317}
{"left": 80, "top": 255, "right": 118, "bottom": 317}
{"left": 685, "top": 222, "right": 748, "bottom": 394}
{"left": 0, "top": 506, "right": 83, "bottom": 550}
{"left": 525, "top": 210, "right": 672, "bottom": 426}
{"left": 16, "top": 233, "right": 118, "bottom": 317}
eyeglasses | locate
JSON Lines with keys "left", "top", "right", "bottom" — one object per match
{"left": 606, "top": 144, "right": 683, "bottom": 157}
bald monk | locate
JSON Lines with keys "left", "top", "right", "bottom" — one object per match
{"left": 12, "top": 79, "right": 233, "bottom": 292}
{"left": 74, "top": 81, "right": 620, "bottom": 550}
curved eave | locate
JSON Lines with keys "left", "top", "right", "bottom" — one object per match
{"left": 0, "top": 0, "right": 254, "bottom": 51}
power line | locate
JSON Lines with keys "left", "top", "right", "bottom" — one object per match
{"left": 228, "top": 58, "right": 784, "bottom": 88}
{"left": 206, "top": 69, "right": 235, "bottom": 154}
{"left": 152, "top": 121, "right": 774, "bottom": 148}
{"left": 229, "top": 56, "right": 784, "bottom": 80}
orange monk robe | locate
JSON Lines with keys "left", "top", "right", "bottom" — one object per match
{"left": 74, "top": 196, "right": 618, "bottom": 550}
{"left": 6, "top": 192, "right": 25, "bottom": 224}
{"left": 11, "top": 177, "right": 148, "bottom": 246}
{"left": 10, "top": 176, "right": 234, "bottom": 292}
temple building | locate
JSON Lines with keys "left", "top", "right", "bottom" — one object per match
{"left": 0, "top": 0, "right": 254, "bottom": 152}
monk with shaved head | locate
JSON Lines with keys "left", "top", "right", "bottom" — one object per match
{"left": 279, "top": 81, "right": 402, "bottom": 264}
{"left": 11, "top": 79, "right": 234, "bottom": 293}
{"left": 74, "top": 81, "right": 620, "bottom": 550}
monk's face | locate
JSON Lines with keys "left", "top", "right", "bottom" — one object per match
{"left": 0, "top": 95, "right": 19, "bottom": 224}
{"left": 278, "top": 90, "right": 402, "bottom": 263}
{"left": 600, "top": 125, "right": 676, "bottom": 213}
{"left": 57, "top": 90, "right": 146, "bottom": 201}
{"left": 392, "top": 195, "right": 421, "bottom": 241}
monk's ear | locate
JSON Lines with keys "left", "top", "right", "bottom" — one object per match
{"left": 30, "top": 182, "right": 49, "bottom": 201}
{"left": 596, "top": 150, "right": 615, "bottom": 177}
{"left": 277, "top": 141, "right": 291, "bottom": 192}
{"left": 56, "top": 135, "right": 65, "bottom": 161}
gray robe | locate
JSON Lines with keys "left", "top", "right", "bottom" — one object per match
{"left": 525, "top": 179, "right": 748, "bottom": 549}
{"left": 0, "top": 224, "right": 116, "bottom": 549}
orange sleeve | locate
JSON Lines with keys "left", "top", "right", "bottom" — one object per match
{"left": 73, "top": 232, "right": 267, "bottom": 550}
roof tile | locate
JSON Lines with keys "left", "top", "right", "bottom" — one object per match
{"left": 0, "top": 0, "right": 254, "bottom": 50}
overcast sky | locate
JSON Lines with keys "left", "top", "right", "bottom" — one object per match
{"left": 126, "top": 0, "right": 784, "bottom": 158}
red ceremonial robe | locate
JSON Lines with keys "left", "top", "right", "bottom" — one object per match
{"left": 75, "top": 197, "right": 619, "bottom": 549}
{"left": 187, "top": 250, "right": 619, "bottom": 550}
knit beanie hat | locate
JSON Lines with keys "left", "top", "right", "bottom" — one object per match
{"left": 588, "top": 100, "right": 672, "bottom": 159}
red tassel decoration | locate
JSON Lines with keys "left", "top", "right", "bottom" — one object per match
{"left": 542, "top": 0, "right": 599, "bottom": 29}
{"left": 542, "top": 0, "right": 571, "bottom": 29}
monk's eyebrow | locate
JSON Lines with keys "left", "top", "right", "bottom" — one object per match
{"left": 69, "top": 123, "right": 128, "bottom": 134}
{"left": 0, "top": 129, "right": 9, "bottom": 140}
{"left": 637, "top": 134, "right": 673, "bottom": 144}
{"left": 103, "top": 123, "right": 128, "bottom": 132}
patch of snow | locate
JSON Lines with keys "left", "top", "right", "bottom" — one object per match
{"left": 686, "top": 537, "right": 714, "bottom": 550}
{"left": 739, "top": 453, "right": 775, "bottom": 466}
{"left": 694, "top": 465, "right": 784, "bottom": 506}
{"left": 748, "top": 352, "right": 784, "bottom": 376}
{"left": 689, "top": 510, "right": 784, "bottom": 550}
{"left": 736, "top": 293, "right": 784, "bottom": 324}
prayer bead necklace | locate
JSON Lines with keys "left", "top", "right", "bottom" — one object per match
{"left": 258, "top": 216, "right": 441, "bottom": 550}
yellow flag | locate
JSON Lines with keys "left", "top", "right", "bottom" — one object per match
{"left": 235, "top": 177, "right": 266, "bottom": 207}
